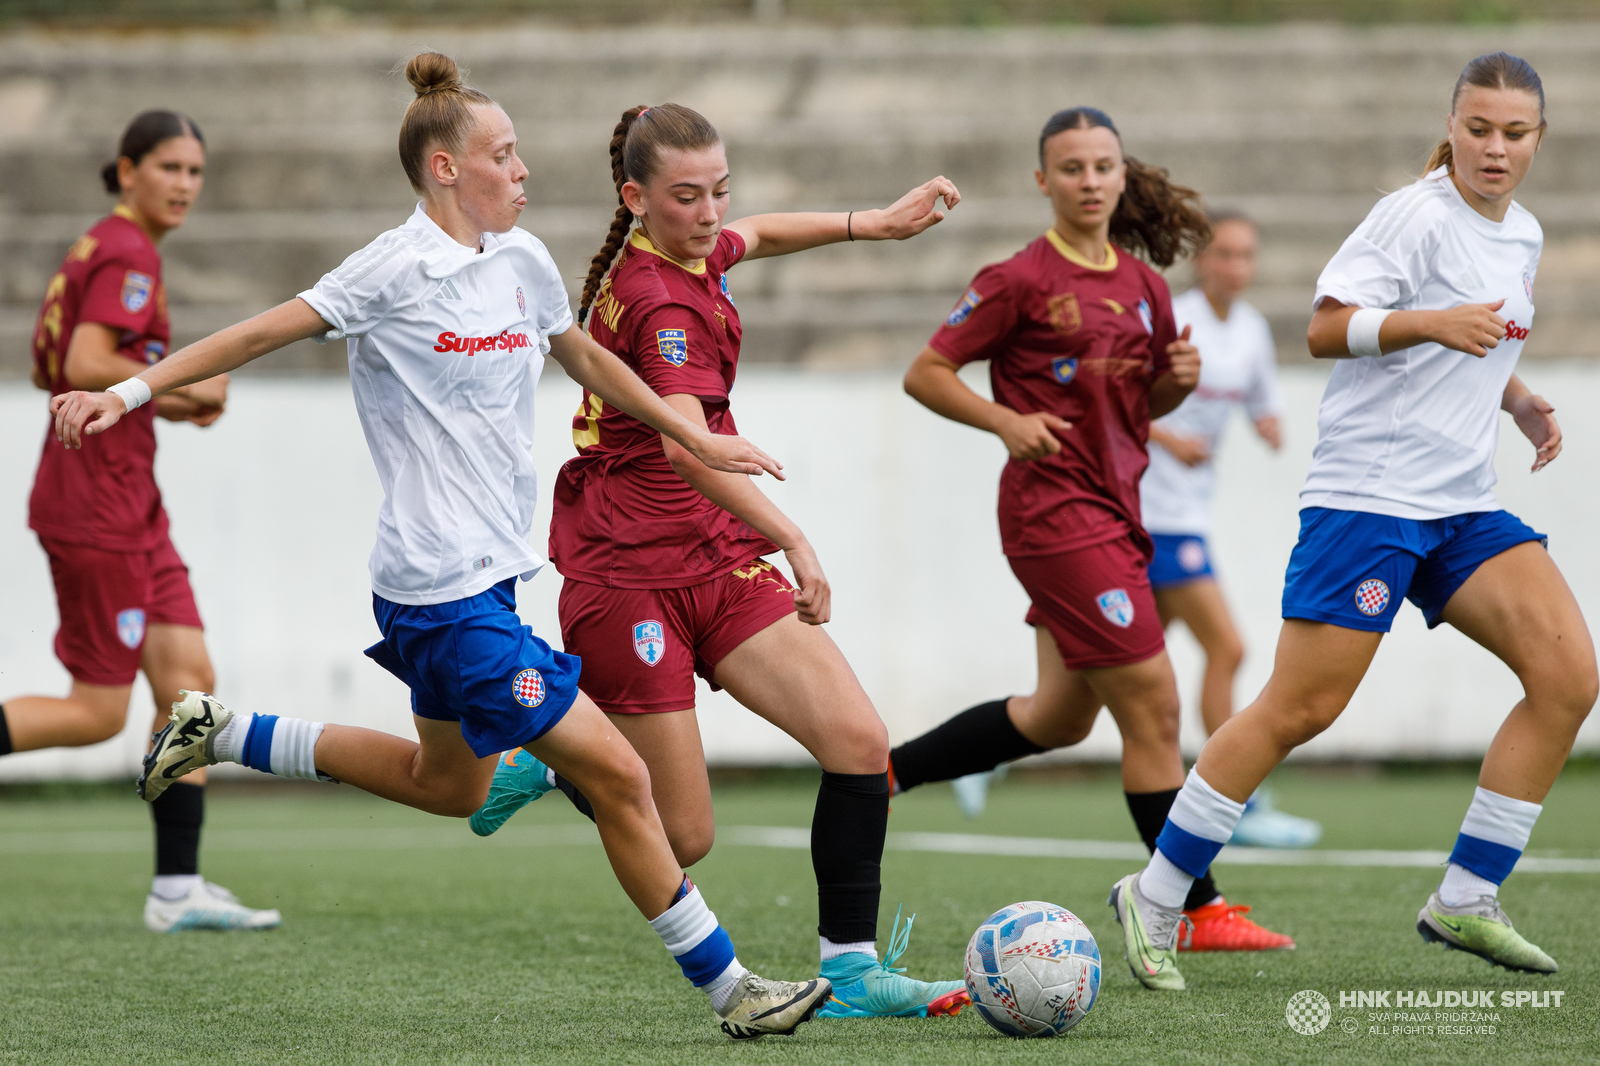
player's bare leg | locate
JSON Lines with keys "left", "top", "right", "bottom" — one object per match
{"left": 1154, "top": 579, "right": 1243, "bottom": 736}
{"left": 2, "top": 682, "right": 133, "bottom": 751}
{"left": 605, "top": 708, "right": 717, "bottom": 868}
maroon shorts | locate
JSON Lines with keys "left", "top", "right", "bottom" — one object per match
{"left": 558, "top": 559, "right": 798, "bottom": 714}
{"left": 40, "top": 533, "right": 203, "bottom": 686}
{"left": 1009, "top": 538, "right": 1165, "bottom": 671}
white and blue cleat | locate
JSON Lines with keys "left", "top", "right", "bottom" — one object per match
{"left": 469, "top": 748, "right": 557, "bottom": 837}
{"left": 1229, "top": 790, "right": 1322, "bottom": 849}
{"left": 144, "top": 880, "right": 280, "bottom": 933}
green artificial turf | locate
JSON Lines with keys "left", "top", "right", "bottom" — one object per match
{"left": 1, "top": 765, "right": 1596, "bottom": 1064}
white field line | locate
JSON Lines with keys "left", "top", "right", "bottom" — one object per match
{"left": 2, "top": 823, "right": 1597, "bottom": 873}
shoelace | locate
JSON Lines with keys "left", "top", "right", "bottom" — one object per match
{"left": 878, "top": 905, "right": 916, "bottom": 975}
{"left": 1147, "top": 905, "right": 1190, "bottom": 952}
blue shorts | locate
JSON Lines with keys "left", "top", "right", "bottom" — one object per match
{"left": 1281, "top": 508, "right": 1546, "bottom": 633}
{"left": 364, "top": 579, "right": 582, "bottom": 758}
{"left": 1147, "top": 533, "right": 1215, "bottom": 590}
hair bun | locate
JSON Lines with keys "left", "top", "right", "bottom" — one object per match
{"left": 406, "top": 52, "right": 462, "bottom": 97}
{"left": 100, "top": 161, "right": 121, "bottom": 194}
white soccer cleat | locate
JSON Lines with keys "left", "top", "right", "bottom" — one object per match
{"left": 714, "top": 973, "right": 832, "bottom": 1039}
{"left": 144, "top": 880, "right": 281, "bottom": 933}
{"left": 139, "top": 690, "right": 231, "bottom": 801}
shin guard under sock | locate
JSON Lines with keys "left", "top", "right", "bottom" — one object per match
{"left": 889, "top": 699, "right": 1043, "bottom": 792}
{"left": 812, "top": 770, "right": 889, "bottom": 944}
{"left": 1125, "top": 788, "right": 1219, "bottom": 911}
{"left": 554, "top": 772, "right": 597, "bottom": 823}
{"left": 151, "top": 781, "right": 204, "bottom": 876}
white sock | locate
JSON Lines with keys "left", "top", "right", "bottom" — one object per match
{"left": 1138, "top": 850, "right": 1193, "bottom": 911}
{"left": 1439, "top": 862, "right": 1499, "bottom": 907}
{"left": 210, "top": 712, "right": 253, "bottom": 764}
{"left": 820, "top": 936, "right": 876, "bottom": 962}
{"left": 269, "top": 717, "right": 325, "bottom": 780}
{"left": 151, "top": 873, "right": 203, "bottom": 901}
{"left": 705, "top": 960, "right": 749, "bottom": 1011}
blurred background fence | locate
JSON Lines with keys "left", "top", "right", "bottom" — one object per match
{"left": 2, "top": 11, "right": 1598, "bottom": 778}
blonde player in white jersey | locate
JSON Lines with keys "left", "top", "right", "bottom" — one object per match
{"left": 1108, "top": 52, "right": 1595, "bottom": 990}
{"left": 48, "top": 53, "right": 832, "bottom": 1039}
{"left": 1141, "top": 212, "right": 1322, "bottom": 853}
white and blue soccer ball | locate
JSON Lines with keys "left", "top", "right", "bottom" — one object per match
{"left": 964, "top": 901, "right": 1100, "bottom": 1037}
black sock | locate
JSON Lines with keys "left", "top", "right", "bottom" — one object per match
{"left": 813, "top": 770, "right": 888, "bottom": 944}
{"left": 151, "top": 781, "right": 204, "bottom": 876}
{"left": 0, "top": 704, "right": 11, "bottom": 756}
{"left": 890, "top": 699, "right": 1043, "bottom": 792}
{"left": 1125, "top": 788, "right": 1219, "bottom": 911}
{"left": 553, "top": 773, "right": 597, "bottom": 823}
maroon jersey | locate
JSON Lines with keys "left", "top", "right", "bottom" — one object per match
{"left": 29, "top": 208, "right": 171, "bottom": 551}
{"left": 930, "top": 231, "right": 1178, "bottom": 559}
{"left": 550, "top": 229, "right": 775, "bottom": 589}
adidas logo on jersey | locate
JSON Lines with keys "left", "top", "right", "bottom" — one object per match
{"left": 1458, "top": 263, "right": 1485, "bottom": 291}
{"left": 433, "top": 330, "right": 533, "bottom": 355}
{"left": 435, "top": 279, "right": 463, "bottom": 301}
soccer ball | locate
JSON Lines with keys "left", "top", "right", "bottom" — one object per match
{"left": 964, "top": 901, "right": 1101, "bottom": 1037}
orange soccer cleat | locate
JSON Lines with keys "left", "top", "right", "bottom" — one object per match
{"left": 1179, "top": 898, "right": 1296, "bottom": 952}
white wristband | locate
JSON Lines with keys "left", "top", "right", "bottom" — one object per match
{"left": 107, "top": 377, "right": 152, "bottom": 412}
{"left": 1346, "top": 308, "right": 1393, "bottom": 358}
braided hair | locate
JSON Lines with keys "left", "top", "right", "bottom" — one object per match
{"left": 1037, "top": 107, "right": 1210, "bottom": 268}
{"left": 578, "top": 103, "right": 722, "bottom": 326}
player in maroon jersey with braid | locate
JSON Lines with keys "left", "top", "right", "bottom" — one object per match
{"left": 3, "top": 110, "right": 276, "bottom": 931}
{"left": 886, "top": 108, "right": 1294, "bottom": 953}
{"left": 468, "top": 102, "right": 973, "bottom": 1020}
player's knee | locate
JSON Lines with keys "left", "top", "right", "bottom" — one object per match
{"left": 596, "top": 747, "right": 656, "bottom": 817}
{"left": 1212, "top": 634, "right": 1245, "bottom": 673}
{"left": 669, "top": 822, "right": 715, "bottom": 868}
{"left": 1273, "top": 698, "right": 1343, "bottom": 747}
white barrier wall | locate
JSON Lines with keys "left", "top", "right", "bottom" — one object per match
{"left": 3, "top": 364, "right": 1598, "bottom": 781}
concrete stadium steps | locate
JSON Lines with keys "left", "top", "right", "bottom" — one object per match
{"left": 2, "top": 22, "right": 1598, "bottom": 376}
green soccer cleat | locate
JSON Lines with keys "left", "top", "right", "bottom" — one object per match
{"left": 1108, "top": 872, "right": 1187, "bottom": 991}
{"left": 468, "top": 748, "right": 556, "bottom": 837}
{"left": 1417, "top": 892, "right": 1558, "bottom": 974}
{"left": 714, "top": 973, "right": 832, "bottom": 1039}
{"left": 816, "top": 907, "right": 971, "bottom": 1019}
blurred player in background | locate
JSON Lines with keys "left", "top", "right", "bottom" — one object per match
{"left": 1, "top": 110, "right": 274, "bottom": 932}
{"left": 885, "top": 107, "right": 1293, "bottom": 954}
{"left": 53, "top": 55, "right": 832, "bottom": 1039}
{"left": 469, "top": 102, "right": 970, "bottom": 1021}
{"left": 1112, "top": 52, "right": 1592, "bottom": 991}
{"left": 1141, "top": 210, "right": 1322, "bottom": 849}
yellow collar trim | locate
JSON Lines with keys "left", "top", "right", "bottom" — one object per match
{"left": 112, "top": 204, "right": 140, "bottom": 223}
{"left": 1045, "top": 229, "right": 1118, "bottom": 272}
{"left": 630, "top": 229, "right": 706, "bottom": 275}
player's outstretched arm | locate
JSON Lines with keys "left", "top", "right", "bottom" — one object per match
{"left": 655, "top": 392, "right": 830, "bottom": 625}
{"left": 1308, "top": 297, "right": 1508, "bottom": 359}
{"left": 728, "top": 176, "right": 961, "bottom": 261}
{"left": 50, "top": 298, "right": 331, "bottom": 449}
{"left": 903, "top": 346, "right": 1070, "bottom": 461}
{"left": 1503, "top": 372, "right": 1562, "bottom": 472}
{"left": 546, "top": 325, "right": 783, "bottom": 480}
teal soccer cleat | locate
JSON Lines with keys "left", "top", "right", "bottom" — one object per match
{"left": 816, "top": 907, "right": 971, "bottom": 1018}
{"left": 468, "top": 748, "right": 556, "bottom": 837}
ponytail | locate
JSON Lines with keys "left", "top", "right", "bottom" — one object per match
{"left": 1424, "top": 51, "right": 1546, "bottom": 178}
{"left": 1112, "top": 156, "right": 1209, "bottom": 269}
{"left": 579, "top": 105, "right": 648, "bottom": 327}
{"left": 577, "top": 103, "right": 722, "bottom": 327}
{"left": 1037, "top": 107, "right": 1208, "bottom": 268}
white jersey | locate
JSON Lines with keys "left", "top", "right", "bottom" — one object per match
{"left": 1303, "top": 167, "right": 1541, "bottom": 520}
{"left": 1140, "top": 288, "right": 1282, "bottom": 536}
{"left": 299, "top": 204, "right": 574, "bottom": 605}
